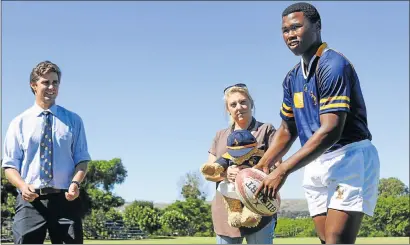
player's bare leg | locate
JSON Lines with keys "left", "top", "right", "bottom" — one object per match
{"left": 325, "top": 208, "right": 364, "bottom": 244}
{"left": 312, "top": 213, "right": 327, "bottom": 244}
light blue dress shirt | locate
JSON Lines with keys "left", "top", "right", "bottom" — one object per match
{"left": 2, "top": 103, "right": 91, "bottom": 189}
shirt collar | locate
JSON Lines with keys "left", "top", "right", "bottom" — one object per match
{"left": 300, "top": 42, "right": 329, "bottom": 79}
{"left": 230, "top": 117, "right": 257, "bottom": 132}
{"left": 31, "top": 102, "right": 58, "bottom": 117}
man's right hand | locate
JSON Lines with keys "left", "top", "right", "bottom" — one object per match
{"left": 20, "top": 184, "right": 39, "bottom": 202}
{"left": 4, "top": 168, "right": 39, "bottom": 202}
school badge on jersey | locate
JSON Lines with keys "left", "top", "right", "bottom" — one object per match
{"left": 310, "top": 91, "right": 317, "bottom": 105}
{"left": 294, "top": 92, "right": 304, "bottom": 108}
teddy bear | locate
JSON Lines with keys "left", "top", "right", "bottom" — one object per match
{"left": 200, "top": 130, "right": 266, "bottom": 228}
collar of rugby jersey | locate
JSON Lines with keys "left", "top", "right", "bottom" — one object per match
{"left": 31, "top": 102, "right": 59, "bottom": 118}
{"left": 300, "top": 42, "right": 329, "bottom": 79}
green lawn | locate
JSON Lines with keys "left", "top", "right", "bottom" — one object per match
{"left": 3, "top": 236, "right": 408, "bottom": 244}
{"left": 82, "top": 237, "right": 409, "bottom": 244}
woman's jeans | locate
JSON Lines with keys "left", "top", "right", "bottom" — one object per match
{"left": 216, "top": 217, "right": 277, "bottom": 244}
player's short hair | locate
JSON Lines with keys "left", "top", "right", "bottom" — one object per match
{"left": 30, "top": 60, "right": 61, "bottom": 94}
{"left": 282, "top": 2, "right": 321, "bottom": 29}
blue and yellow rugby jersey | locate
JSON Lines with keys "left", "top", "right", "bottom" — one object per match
{"left": 280, "top": 43, "right": 372, "bottom": 152}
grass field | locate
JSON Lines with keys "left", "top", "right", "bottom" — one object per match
{"left": 3, "top": 236, "right": 408, "bottom": 244}
{"left": 81, "top": 237, "right": 409, "bottom": 244}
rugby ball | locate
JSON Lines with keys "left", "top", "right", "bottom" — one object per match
{"left": 234, "top": 168, "right": 280, "bottom": 216}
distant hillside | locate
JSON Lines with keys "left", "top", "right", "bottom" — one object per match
{"left": 278, "top": 199, "right": 309, "bottom": 212}
{"left": 116, "top": 199, "right": 309, "bottom": 214}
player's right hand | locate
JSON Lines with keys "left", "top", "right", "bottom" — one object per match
{"left": 253, "top": 160, "right": 270, "bottom": 174}
{"left": 20, "top": 184, "right": 39, "bottom": 202}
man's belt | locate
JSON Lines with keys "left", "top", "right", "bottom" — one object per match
{"left": 34, "top": 187, "right": 67, "bottom": 196}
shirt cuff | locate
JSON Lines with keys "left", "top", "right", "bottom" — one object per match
{"left": 1, "top": 158, "right": 21, "bottom": 172}
{"left": 73, "top": 152, "right": 91, "bottom": 166}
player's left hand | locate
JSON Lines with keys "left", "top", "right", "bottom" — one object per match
{"left": 254, "top": 165, "right": 288, "bottom": 200}
{"left": 65, "top": 182, "right": 80, "bottom": 201}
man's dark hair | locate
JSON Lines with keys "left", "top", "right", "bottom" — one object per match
{"left": 282, "top": 2, "right": 321, "bottom": 29}
{"left": 29, "top": 60, "right": 61, "bottom": 94}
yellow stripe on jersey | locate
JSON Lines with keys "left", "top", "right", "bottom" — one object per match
{"left": 320, "top": 96, "right": 350, "bottom": 104}
{"left": 282, "top": 103, "right": 292, "bottom": 111}
{"left": 281, "top": 108, "right": 294, "bottom": 117}
{"left": 320, "top": 103, "right": 350, "bottom": 110}
{"left": 315, "top": 42, "right": 328, "bottom": 57}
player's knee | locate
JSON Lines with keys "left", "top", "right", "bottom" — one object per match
{"left": 325, "top": 230, "right": 343, "bottom": 244}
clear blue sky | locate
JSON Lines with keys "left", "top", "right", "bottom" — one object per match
{"left": 2, "top": 1, "right": 409, "bottom": 203}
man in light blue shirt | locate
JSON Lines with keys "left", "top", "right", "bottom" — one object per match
{"left": 2, "top": 60, "right": 91, "bottom": 244}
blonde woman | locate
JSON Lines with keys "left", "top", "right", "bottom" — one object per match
{"left": 205, "top": 83, "right": 280, "bottom": 244}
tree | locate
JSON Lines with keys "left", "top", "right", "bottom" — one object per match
{"left": 83, "top": 208, "right": 123, "bottom": 239}
{"left": 1, "top": 193, "right": 16, "bottom": 225}
{"left": 86, "top": 188, "right": 125, "bottom": 212}
{"left": 160, "top": 210, "right": 189, "bottom": 235}
{"left": 359, "top": 178, "right": 409, "bottom": 237}
{"left": 179, "top": 171, "right": 207, "bottom": 200}
{"left": 81, "top": 158, "right": 127, "bottom": 214}
{"left": 359, "top": 195, "right": 409, "bottom": 237}
{"left": 123, "top": 201, "right": 162, "bottom": 234}
{"left": 164, "top": 198, "right": 213, "bottom": 236}
{"left": 131, "top": 200, "right": 154, "bottom": 209}
{"left": 84, "top": 158, "right": 128, "bottom": 191}
{"left": 378, "top": 177, "right": 409, "bottom": 198}
{"left": 1, "top": 167, "right": 18, "bottom": 224}
{"left": 162, "top": 170, "right": 213, "bottom": 236}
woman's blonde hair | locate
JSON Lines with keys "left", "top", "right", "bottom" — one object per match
{"left": 223, "top": 85, "right": 255, "bottom": 127}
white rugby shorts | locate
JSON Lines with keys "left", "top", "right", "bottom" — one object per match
{"left": 302, "top": 139, "right": 380, "bottom": 217}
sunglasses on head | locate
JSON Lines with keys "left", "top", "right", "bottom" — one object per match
{"left": 223, "top": 83, "right": 247, "bottom": 94}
